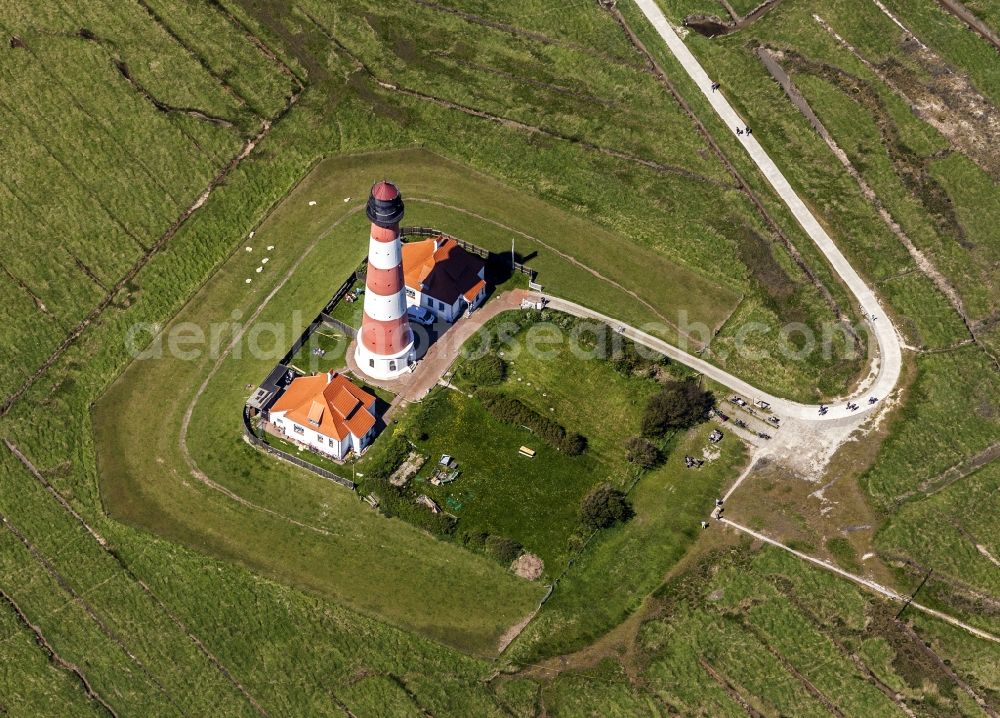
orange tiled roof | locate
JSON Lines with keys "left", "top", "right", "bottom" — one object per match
{"left": 402, "top": 237, "right": 486, "bottom": 305}
{"left": 271, "top": 372, "right": 377, "bottom": 441}
{"left": 463, "top": 278, "right": 487, "bottom": 302}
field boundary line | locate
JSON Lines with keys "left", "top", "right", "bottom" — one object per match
{"left": 300, "top": 9, "right": 729, "bottom": 190}
{"left": 0, "top": 84, "right": 302, "bottom": 419}
{"left": 799, "top": 19, "right": 1000, "bottom": 370}
{"left": 131, "top": 0, "right": 255, "bottom": 111}
{"left": 177, "top": 207, "right": 367, "bottom": 529}
{"left": 630, "top": 0, "right": 903, "bottom": 415}
{"left": 721, "top": 518, "right": 1000, "bottom": 645}
{"left": 0, "top": 510, "right": 185, "bottom": 714}
{"left": 604, "top": 2, "right": 854, "bottom": 335}
{"left": 935, "top": 0, "right": 1000, "bottom": 52}
{"left": 0, "top": 94, "right": 152, "bottom": 253}
{"left": 3, "top": 439, "right": 272, "bottom": 717}
{"left": 405, "top": 0, "right": 638, "bottom": 65}
{"left": 0, "top": 586, "right": 119, "bottom": 718}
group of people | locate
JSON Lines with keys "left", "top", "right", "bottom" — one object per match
{"left": 684, "top": 455, "right": 705, "bottom": 469}
{"left": 818, "top": 395, "right": 878, "bottom": 415}
{"left": 708, "top": 80, "right": 757, "bottom": 137}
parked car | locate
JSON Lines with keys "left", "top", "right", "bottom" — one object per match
{"left": 407, "top": 305, "right": 436, "bottom": 326}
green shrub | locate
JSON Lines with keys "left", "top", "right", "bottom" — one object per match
{"left": 486, "top": 535, "right": 523, "bottom": 564}
{"left": 478, "top": 391, "right": 587, "bottom": 455}
{"left": 641, "top": 380, "right": 714, "bottom": 437}
{"left": 363, "top": 433, "right": 411, "bottom": 480}
{"left": 375, "top": 490, "right": 457, "bottom": 535}
{"left": 624, "top": 437, "right": 662, "bottom": 469}
{"left": 461, "top": 530, "right": 489, "bottom": 550}
{"left": 461, "top": 354, "right": 507, "bottom": 386}
{"left": 580, "top": 484, "right": 633, "bottom": 530}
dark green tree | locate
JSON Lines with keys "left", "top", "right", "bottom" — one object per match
{"left": 580, "top": 484, "right": 634, "bottom": 530}
{"left": 641, "top": 380, "right": 714, "bottom": 437}
{"left": 624, "top": 437, "right": 661, "bottom": 469}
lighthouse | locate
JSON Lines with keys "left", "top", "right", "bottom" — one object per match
{"left": 354, "top": 180, "right": 416, "bottom": 380}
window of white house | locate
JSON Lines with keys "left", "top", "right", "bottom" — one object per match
{"left": 293, "top": 425, "right": 304, "bottom": 435}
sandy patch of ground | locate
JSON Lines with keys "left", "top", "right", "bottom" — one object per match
{"left": 511, "top": 553, "right": 544, "bottom": 580}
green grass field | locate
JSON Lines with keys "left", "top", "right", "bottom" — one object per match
{"left": 523, "top": 542, "right": 998, "bottom": 717}
{"left": 377, "top": 314, "right": 678, "bottom": 573}
{"left": 0, "top": 0, "right": 292, "bottom": 401}
{"left": 286, "top": 325, "right": 351, "bottom": 374}
{"left": 402, "top": 389, "right": 612, "bottom": 572}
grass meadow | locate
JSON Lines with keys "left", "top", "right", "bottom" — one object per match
{"left": 91, "top": 147, "right": 747, "bottom": 655}
{"left": 526, "top": 542, "right": 998, "bottom": 716}
{"left": 0, "top": 0, "right": 289, "bottom": 400}
{"left": 385, "top": 315, "right": 684, "bottom": 573}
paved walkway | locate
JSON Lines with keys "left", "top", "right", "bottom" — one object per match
{"left": 633, "top": 0, "right": 903, "bottom": 422}
{"left": 346, "top": 290, "right": 530, "bottom": 405}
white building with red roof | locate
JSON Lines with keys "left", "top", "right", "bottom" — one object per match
{"left": 402, "top": 236, "right": 487, "bottom": 323}
{"left": 268, "top": 371, "right": 379, "bottom": 460}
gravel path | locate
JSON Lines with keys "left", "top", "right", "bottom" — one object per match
{"left": 630, "top": 0, "right": 903, "bottom": 421}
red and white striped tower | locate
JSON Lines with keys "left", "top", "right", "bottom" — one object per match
{"left": 354, "top": 181, "right": 415, "bottom": 380}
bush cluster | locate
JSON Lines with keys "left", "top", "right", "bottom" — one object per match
{"left": 460, "top": 530, "right": 523, "bottom": 565}
{"left": 373, "top": 488, "right": 457, "bottom": 536}
{"left": 485, "top": 535, "right": 524, "bottom": 564}
{"left": 363, "top": 433, "right": 410, "bottom": 480}
{"left": 580, "top": 484, "right": 634, "bottom": 531}
{"left": 478, "top": 391, "right": 587, "bottom": 455}
{"left": 594, "top": 331, "right": 669, "bottom": 377}
{"left": 624, "top": 437, "right": 662, "bottom": 469}
{"left": 641, "top": 379, "right": 715, "bottom": 437}
{"left": 460, "top": 354, "right": 507, "bottom": 386}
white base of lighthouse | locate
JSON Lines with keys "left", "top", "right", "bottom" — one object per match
{"left": 354, "top": 341, "right": 416, "bottom": 381}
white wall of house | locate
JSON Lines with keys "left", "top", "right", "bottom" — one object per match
{"left": 270, "top": 415, "right": 374, "bottom": 460}
{"left": 404, "top": 278, "right": 486, "bottom": 324}
{"left": 406, "top": 287, "right": 460, "bottom": 322}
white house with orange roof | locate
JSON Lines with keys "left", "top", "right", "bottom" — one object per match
{"left": 402, "top": 236, "right": 487, "bottom": 323}
{"left": 268, "top": 371, "right": 379, "bottom": 460}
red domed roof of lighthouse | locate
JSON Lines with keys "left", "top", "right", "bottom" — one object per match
{"left": 371, "top": 180, "right": 399, "bottom": 201}
{"left": 367, "top": 180, "right": 405, "bottom": 227}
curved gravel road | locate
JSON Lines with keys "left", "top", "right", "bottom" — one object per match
{"left": 618, "top": 0, "right": 904, "bottom": 422}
